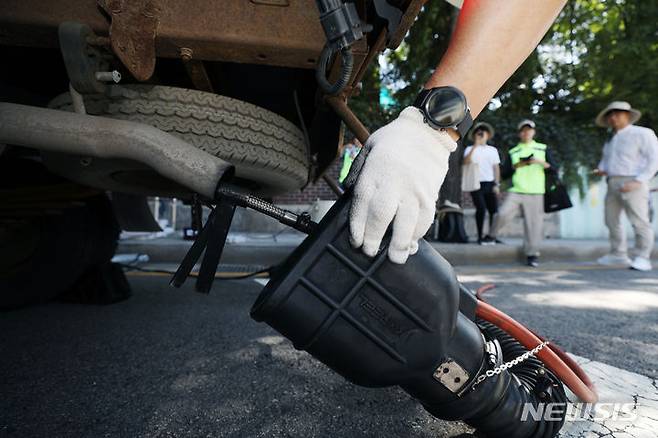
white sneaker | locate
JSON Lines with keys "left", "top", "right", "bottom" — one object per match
{"left": 630, "top": 257, "right": 652, "bottom": 271}
{"left": 597, "top": 254, "right": 632, "bottom": 266}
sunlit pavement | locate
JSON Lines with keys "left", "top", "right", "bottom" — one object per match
{"left": 1, "top": 262, "right": 656, "bottom": 437}
{"left": 561, "top": 355, "right": 657, "bottom": 438}
{"left": 456, "top": 262, "right": 658, "bottom": 378}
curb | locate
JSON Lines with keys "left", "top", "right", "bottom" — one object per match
{"left": 117, "top": 236, "right": 658, "bottom": 267}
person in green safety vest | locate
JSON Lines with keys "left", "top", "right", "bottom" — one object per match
{"left": 338, "top": 137, "right": 362, "bottom": 186}
{"left": 482, "top": 119, "right": 558, "bottom": 267}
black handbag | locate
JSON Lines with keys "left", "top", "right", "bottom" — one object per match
{"left": 544, "top": 170, "right": 572, "bottom": 213}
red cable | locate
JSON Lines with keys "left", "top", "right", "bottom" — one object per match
{"left": 474, "top": 284, "right": 597, "bottom": 399}
{"left": 475, "top": 283, "right": 496, "bottom": 300}
{"left": 476, "top": 300, "right": 598, "bottom": 403}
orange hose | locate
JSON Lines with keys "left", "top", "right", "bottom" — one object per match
{"left": 476, "top": 300, "right": 598, "bottom": 403}
{"left": 475, "top": 283, "right": 495, "bottom": 300}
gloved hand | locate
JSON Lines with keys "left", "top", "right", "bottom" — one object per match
{"left": 350, "top": 106, "right": 457, "bottom": 264}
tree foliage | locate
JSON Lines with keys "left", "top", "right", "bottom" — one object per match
{"left": 350, "top": 0, "right": 658, "bottom": 193}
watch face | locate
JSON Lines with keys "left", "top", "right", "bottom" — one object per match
{"left": 424, "top": 87, "right": 467, "bottom": 128}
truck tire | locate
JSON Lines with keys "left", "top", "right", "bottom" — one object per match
{"left": 49, "top": 85, "right": 309, "bottom": 194}
{"left": 0, "top": 195, "right": 122, "bottom": 310}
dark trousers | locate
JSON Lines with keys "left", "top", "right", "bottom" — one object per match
{"left": 470, "top": 181, "right": 498, "bottom": 240}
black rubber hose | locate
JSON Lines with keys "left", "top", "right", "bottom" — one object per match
{"left": 215, "top": 188, "right": 317, "bottom": 234}
{"left": 316, "top": 44, "right": 354, "bottom": 95}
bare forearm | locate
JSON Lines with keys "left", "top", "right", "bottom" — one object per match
{"left": 425, "top": 0, "right": 566, "bottom": 117}
{"left": 494, "top": 165, "right": 500, "bottom": 183}
{"left": 463, "top": 146, "right": 477, "bottom": 163}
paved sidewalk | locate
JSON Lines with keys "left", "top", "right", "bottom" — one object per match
{"left": 117, "top": 233, "right": 658, "bottom": 267}
{"left": 561, "top": 355, "right": 657, "bottom": 438}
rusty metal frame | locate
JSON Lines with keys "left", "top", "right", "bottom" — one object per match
{"left": 325, "top": 94, "right": 370, "bottom": 145}
{"left": 0, "top": 0, "right": 425, "bottom": 171}
{"left": 0, "top": 0, "right": 327, "bottom": 71}
{"left": 388, "top": 0, "right": 428, "bottom": 50}
{"left": 98, "top": 0, "right": 160, "bottom": 81}
{"left": 0, "top": 0, "right": 424, "bottom": 74}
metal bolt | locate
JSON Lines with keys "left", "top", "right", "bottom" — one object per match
{"left": 179, "top": 47, "right": 193, "bottom": 62}
{"left": 95, "top": 70, "right": 121, "bottom": 83}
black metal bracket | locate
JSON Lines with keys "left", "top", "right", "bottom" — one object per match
{"left": 372, "top": 0, "right": 403, "bottom": 44}
{"left": 58, "top": 22, "right": 109, "bottom": 94}
{"left": 170, "top": 187, "right": 318, "bottom": 293}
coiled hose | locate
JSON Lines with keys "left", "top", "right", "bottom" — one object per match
{"left": 476, "top": 319, "right": 568, "bottom": 438}
{"left": 476, "top": 299, "right": 598, "bottom": 404}
{"left": 316, "top": 44, "right": 354, "bottom": 95}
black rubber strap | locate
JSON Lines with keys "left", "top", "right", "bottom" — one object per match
{"left": 413, "top": 88, "right": 431, "bottom": 108}
{"left": 457, "top": 110, "right": 473, "bottom": 139}
{"left": 195, "top": 201, "right": 236, "bottom": 294}
{"left": 169, "top": 209, "right": 214, "bottom": 288}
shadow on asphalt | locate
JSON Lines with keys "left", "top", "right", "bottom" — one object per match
{"left": 1, "top": 275, "right": 475, "bottom": 438}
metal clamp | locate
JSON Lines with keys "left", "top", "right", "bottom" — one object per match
{"left": 433, "top": 359, "right": 470, "bottom": 394}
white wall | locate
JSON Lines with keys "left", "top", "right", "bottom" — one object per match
{"left": 559, "top": 171, "right": 658, "bottom": 239}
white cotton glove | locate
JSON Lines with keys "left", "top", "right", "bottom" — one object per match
{"left": 349, "top": 106, "right": 456, "bottom": 264}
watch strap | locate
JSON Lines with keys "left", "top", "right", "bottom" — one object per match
{"left": 457, "top": 110, "right": 473, "bottom": 139}
{"left": 412, "top": 89, "right": 431, "bottom": 108}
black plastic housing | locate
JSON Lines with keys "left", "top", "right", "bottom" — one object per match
{"left": 251, "top": 192, "right": 564, "bottom": 438}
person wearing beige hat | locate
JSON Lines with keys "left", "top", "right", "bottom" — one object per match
{"left": 595, "top": 101, "right": 658, "bottom": 271}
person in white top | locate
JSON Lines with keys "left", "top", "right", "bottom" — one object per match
{"left": 594, "top": 101, "right": 658, "bottom": 271}
{"left": 463, "top": 122, "right": 501, "bottom": 244}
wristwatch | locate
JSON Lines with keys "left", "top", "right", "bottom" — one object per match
{"left": 413, "top": 86, "right": 473, "bottom": 140}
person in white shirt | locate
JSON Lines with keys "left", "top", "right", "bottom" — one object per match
{"left": 463, "top": 122, "right": 501, "bottom": 244}
{"left": 594, "top": 101, "right": 658, "bottom": 271}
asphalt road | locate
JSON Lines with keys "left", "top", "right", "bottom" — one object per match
{"left": 456, "top": 263, "right": 658, "bottom": 379}
{"left": 2, "top": 262, "right": 656, "bottom": 437}
{"left": 0, "top": 273, "right": 473, "bottom": 438}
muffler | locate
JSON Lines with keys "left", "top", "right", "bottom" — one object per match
{"left": 0, "top": 102, "right": 234, "bottom": 199}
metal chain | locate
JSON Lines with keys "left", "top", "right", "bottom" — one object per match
{"left": 471, "top": 341, "right": 550, "bottom": 391}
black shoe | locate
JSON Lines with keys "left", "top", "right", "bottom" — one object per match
{"left": 480, "top": 235, "right": 496, "bottom": 246}
{"left": 495, "top": 238, "right": 505, "bottom": 244}
{"left": 526, "top": 256, "right": 539, "bottom": 268}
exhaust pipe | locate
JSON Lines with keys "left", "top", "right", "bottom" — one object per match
{"left": 0, "top": 102, "right": 234, "bottom": 199}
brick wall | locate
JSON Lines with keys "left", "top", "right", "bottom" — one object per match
{"left": 274, "top": 159, "right": 342, "bottom": 204}
{"left": 275, "top": 159, "right": 482, "bottom": 208}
